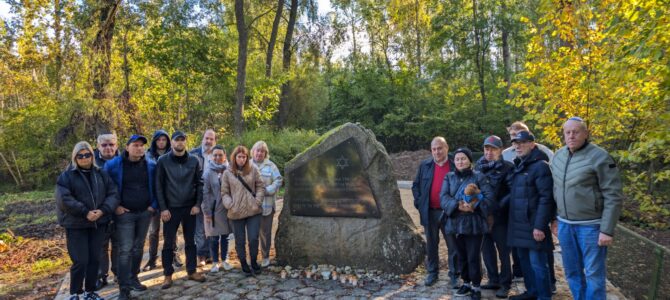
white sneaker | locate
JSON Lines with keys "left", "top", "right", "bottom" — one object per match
{"left": 261, "top": 258, "right": 270, "bottom": 267}
{"left": 210, "top": 264, "right": 220, "bottom": 273}
{"left": 222, "top": 261, "right": 233, "bottom": 271}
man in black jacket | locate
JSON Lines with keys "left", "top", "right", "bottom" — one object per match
{"left": 503, "top": 131, "right": 554, "bottom": 300}
{"left": 156, "top": 131, "right": 206, "bottom": 289}
{"left": 143, "top": 130, "right": 182, "bottom": 271}
{"left": 476, "top": 136, "right": 514, "bottom": 298}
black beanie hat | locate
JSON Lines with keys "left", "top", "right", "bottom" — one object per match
{"left": 454, "top": 147, "right": 473, "bottom": 163}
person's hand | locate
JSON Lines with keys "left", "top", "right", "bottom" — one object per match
{"left": 204, "top": 214, "right": 212, "bottom": 222}
{"left": 598, "top": 233, "right": 614, "bottom": 247}
{"left": 161, "top": 210, "right": 171, "bottom": 222}
{"left": 551, "top": 220, "right": 558, "bottom": 237}
{"left": 533, "top": 229, "right": 546, "bottom": 241}
{"left": 115, "top": 206, "right": 129, "bottom": 215}
{"left": 86, "top": 211, "right": 97, "bottom": 222}
{"left": 92, "top": 209, "right": 104, "bottom": 220}
{"left": 190, "top": 206, "right": 200, "bottom": 215}
{"left": 148, "top": 206, "right": 155, "bottom": 213}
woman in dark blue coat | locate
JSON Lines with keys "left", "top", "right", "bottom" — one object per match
{"left": 56, "top": 141, "right": 119, "bottom": 300}
{"left": 440, "top": 147, "right": 494, "bottom": 300}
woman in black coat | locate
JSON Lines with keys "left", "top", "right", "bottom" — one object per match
{"left": 440, "top": 147, "right": 494, "bottom": 300}
{"left": 56, "top": 141, "right": 119, "bottom": 300}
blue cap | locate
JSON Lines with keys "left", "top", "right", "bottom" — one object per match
{"left": 511, "top": 131, "right": 535, "bottom": 143}
{"left": 483, "top": 135, "right": 503, "bottom": 149}
{"left": 126, "top": 134, "right": 148, "bottom": 145}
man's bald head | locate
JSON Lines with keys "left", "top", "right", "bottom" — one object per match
{"left": 431, "top": 136, "right": 449, "bottom": 164}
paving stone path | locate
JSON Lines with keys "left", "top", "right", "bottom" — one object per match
{"left": 56, "top": 184, "right": 628, "bottom": 299}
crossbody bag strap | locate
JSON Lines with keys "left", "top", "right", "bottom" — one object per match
{"left": 235, "top": 173, "right": 256, "bottom": 198}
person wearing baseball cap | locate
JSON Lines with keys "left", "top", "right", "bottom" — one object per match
{"left": 503, "top": 130, "right": 554, "bottom": 300}
{"left": 156, "top": 130, "right": 206, "bottom": 288}
{"left": 476, "top": 135, "right": 514, "bottom": 298}
{"left": 102, "top": 134, "right": 157, "bottom": 299}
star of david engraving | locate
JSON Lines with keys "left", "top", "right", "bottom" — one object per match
{"left": 335, "top": 155, "right": 349, "bottom": 169}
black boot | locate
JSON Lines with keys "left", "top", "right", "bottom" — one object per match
{"left": 250, "top": 261, "right": 261, "bottom": 275}
{"left": 118, "top": 288, "right": 131, "bottom": 300}
{"left": 240, "top": 261, "right": 252, "bottom": 276}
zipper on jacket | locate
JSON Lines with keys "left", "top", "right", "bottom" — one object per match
{"left": 562, "top": 152, "right": 572, "bottom": 220}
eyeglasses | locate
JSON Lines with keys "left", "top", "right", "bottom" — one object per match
{"left": 76, "top": 153, "right": 93, "bottom": 159}
{"left": 101, "top": 143, "right": 116, "bottom": 148}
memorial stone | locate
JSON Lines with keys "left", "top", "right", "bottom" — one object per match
{"left": 275, "top": 123, "right": 424, "bottom": 273}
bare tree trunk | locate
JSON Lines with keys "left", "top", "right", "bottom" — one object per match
{"left": 500, "top": 0, "right": 511, "bottom": 99}
{"left": 0, "top": 152, "right": 20, "bottom": 187}
{"left": 414, "top": 0, "right": 422, "bottom": 76}
{"left": 234, "top": 0, "right": 250, "bottom": 137}
{"left": 90, "top": 0, "right": 121, "bottom": 134}
{"left": 52, "top": 0, "right": 63, "bottom": 92}
{"left": 277, "top": 0, "right": 298, "bottom": 128}
{"left": 266, "top": 0, "right": 284, "bottom": 78}
{"left": 472, "top": 0, "right": 487, "bottom": 114}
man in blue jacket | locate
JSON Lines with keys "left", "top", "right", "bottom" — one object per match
{"left": 104, "top": 135, "right": 157, "bottom": 300}
{"left": 412, "top": 136, "right": 458, "bottom": 287}
{"left": 503, "top": 131, "right": 554, "bottom": 300}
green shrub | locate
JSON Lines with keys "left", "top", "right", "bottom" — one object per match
{"left": 228, "top": 128, "right": 320, "bottom": 173}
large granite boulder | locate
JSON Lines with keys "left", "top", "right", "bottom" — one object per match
{"left": 275, "top": 123, "right": 424, "bottom": 274}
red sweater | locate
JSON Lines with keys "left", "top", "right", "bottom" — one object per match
{"left": 429, "top": 162, "right": 451, "bottom": 209}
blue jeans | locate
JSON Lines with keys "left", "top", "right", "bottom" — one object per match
{"left": 231, "top": 214, "right": 261, "bottom": 264}
{"left": 558, "top": 222, "right": 607, "bottom": 300}
{"left": 195, "top": 212, "right": 210, "bottom": 258}
{"left": 517, "top": 247, "right": 552, "bottom": 300}
{"left": 114, "top": 210, "right": 152, "bottom": 289}
{"left": 209, "top": 234, "right": 230, "bottom": 263}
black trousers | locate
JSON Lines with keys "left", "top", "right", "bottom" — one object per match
{"left": 66, "top": 226, "right": 106, "bottom": 295}
{"left": 161, "top": 206, "right": 197, "bottom": 276}
{"left": 424, "top": 209, "right": 459, "bottom": 279}
{"left": 454, "top": 234, "right": 483, "bottom": 286}
{"left": 98, "top": 222, "right": 117, "bottom": 279}
{"left": 482, "top": 222, "right": 512, "bottom": 288}
{"left": 146, "top": 211, "right": 179, "bottom": 264}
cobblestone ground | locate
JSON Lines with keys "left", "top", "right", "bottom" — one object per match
{"left": 56, "top": 187, "right": 628, "bottom": 299}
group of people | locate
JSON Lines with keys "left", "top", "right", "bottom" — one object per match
{"left": 56, "top": 130, "right": 282, "bottom": 300}
{"left": 412, "top": 117, "right": 623, "bottom": 300}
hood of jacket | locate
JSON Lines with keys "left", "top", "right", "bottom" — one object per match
{"left": 148, "top": 129, "right": 171, "bottom": 160}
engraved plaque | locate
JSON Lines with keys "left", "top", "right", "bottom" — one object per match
{"left": 288, "top": 138, "right": 381, "bottom": 218}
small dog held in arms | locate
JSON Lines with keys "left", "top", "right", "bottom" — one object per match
{"left": 459, "top": 183, "right": 481, "bottom": 213}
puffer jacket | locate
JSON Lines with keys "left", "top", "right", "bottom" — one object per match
{"left": 440, "top": 168, "right": 494, "bottom": 235}
{"left": 221, "top": 166, "right": 265, "bottom": 220}
{"left": 475, "top": 157, "right": 514, "bottom": 224}
{"left": 502, "top": 147, "right": 554, "bottom": 250}
{"left": 55, "top": 167, "right": 120, "bottom": 229}
{"left": 251, "top": 159, "right": 283, "bottom": 216}
{"left": 550, "top": 142, "right": 623, "bottom": 236}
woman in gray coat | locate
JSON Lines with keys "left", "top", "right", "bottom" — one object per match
{"left": 201, "top": 145, "right": 233, "bottom": 273}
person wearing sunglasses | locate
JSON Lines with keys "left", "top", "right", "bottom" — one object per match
{"left": 94, "top": 133, "right": 120, "bottom": 290}
{"left": 56, "top": 141, "right": 120, "bottom": 300}
{"left": 440, "top": 147, "right": 494, "bottom": 300}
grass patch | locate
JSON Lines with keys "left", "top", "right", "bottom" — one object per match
{"left": 0, "top": 190, "right": 52, "bottom": 206}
